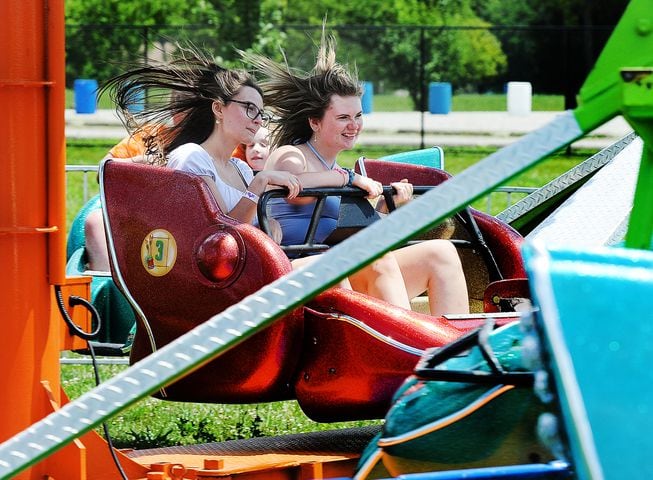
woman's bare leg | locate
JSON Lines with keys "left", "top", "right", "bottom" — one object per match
{"left": 393, "top": 239, "right": 469, "bottom": 316}
{"left": 84, "top": 209, "right": 111, "bottom": 271}
{"left": 348, "top": 254, "right": 411, "bottom": 309}
{"left": 291, "top": 255, "right": 352, "bottom": 289}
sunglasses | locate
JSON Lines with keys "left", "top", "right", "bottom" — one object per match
{"left": 230, "top": 99, "right": 271, "bottom": 127}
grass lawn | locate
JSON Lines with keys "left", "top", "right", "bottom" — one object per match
{"left": 62, "top": 360, "right": 377, "bottom": 449}
{"left": 67, "top": 88, "right": 115, "bottom": 110}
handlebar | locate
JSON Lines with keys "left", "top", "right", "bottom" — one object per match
{"left": 257, "top": 185, "right": 438, "bottom": 257}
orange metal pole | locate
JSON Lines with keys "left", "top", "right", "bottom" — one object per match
{"left": 0, "top": 0, "right": 66, "bottom": 478}
{"left": 0, "top": 1, "right": 146, "bottom": 477}
{"left": 48, "top": 0, "right": 68, "bottom": 284}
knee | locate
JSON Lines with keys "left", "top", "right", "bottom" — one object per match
{"left": 424, "top": 240, "right": 462, "bottom": 270}
{"left": 368, "top": 253, "right": 403, "bottom": 279}
{"left": 84, "top": 209, "right": 106, "bottom": 241}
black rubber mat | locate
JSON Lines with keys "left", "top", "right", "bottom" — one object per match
{"left": 127, "top": 425, "right": 382, "bottom": 458}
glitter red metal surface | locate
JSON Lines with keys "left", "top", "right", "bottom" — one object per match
{"left": 102, "top": 161, "right": 304, "bottom": 403}
{"left": 102, "top": 159, "right": 527, "bottom": 418}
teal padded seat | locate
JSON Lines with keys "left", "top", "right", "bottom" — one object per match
{"left": 65, "top": 194, "right": 135, "bottom": 348}
{"left": 380, "top": 146, "right": 444, "bottom": 170}
{"left": 66, "top": 194, "right": 101, "bottom": 261}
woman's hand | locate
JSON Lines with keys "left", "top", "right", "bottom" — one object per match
{"left": 353, "top": 174, "right": 383, "bottom": 199}
{"left": 374, "top": 178, "right": 414, "bottom": 214}
{"left": 255, "top": 170, "right": 302, "bottom": 199}
{"left": 390, "top": 179, "right": 413, "bottom": 207}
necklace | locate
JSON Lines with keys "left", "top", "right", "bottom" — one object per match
{"left": 306, "top": 140, "right": 337, "bottom": 170}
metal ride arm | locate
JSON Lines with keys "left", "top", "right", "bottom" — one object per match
{"left": 2, "top": 1, "right": 653, "bottom": 478}
{"left": 0, "top": 109, "right": 584, "bottom": 479}
{"left": 571, "top": 0, "right": 653, "bottom": 249}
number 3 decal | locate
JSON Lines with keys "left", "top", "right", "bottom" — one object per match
{"left": 141, "top": 229, "right": 177, "bottom": 277}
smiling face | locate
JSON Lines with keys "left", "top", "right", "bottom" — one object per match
{"left": 310, "top": 94, "right": 363, "bottom": 155}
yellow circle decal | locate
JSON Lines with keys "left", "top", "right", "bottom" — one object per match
{"left": 141, "top": 229, "right": 177, "bottom": 277}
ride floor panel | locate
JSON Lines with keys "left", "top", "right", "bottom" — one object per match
{"left": 125, "top": 425, "right": 381, "bottom": 479}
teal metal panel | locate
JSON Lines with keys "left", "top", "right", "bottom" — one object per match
{"left": 524, "top": 244, "right": 653, "bottom": 480}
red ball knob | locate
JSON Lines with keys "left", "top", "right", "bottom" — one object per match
{"left": 197, "top": 230, "right": 243, "bottom": 283}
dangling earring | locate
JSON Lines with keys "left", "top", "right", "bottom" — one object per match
{"left": 215, "top": 118, "right": 221, "bottom": 125}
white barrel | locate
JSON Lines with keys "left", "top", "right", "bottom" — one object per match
{"left": 507, "top": 81, "right": 532, "bottom": 115}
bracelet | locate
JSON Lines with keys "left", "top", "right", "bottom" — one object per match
{"left": 242, "top": 190, "right": 259, "bottom": 203}
{"left": 344, "top": 168, "right": 355, "bottom": 187}
{"left": 334, "top": 167, "right": 348, "bottom": 187}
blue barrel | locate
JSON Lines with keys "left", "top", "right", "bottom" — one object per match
{"left": 361, "top": 81, "right": 373, "bottom": 114}
{"left": 74, "top": 79, "right": 98, "bottom": 114}
{"left": 428, "top": 82, "right": 452, "bottom": 114}
{"left": 127, "top": 85, "right": 145, "bottom": 113}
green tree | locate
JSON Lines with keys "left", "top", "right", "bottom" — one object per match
{"left": 65, "top": 0, "right": 200, "bottom": 85}
{"left": 65, "top": 0, "right": 511, "bottom": 107}
{"left": 64, "top": 0, "right": 293, "bottom": 88}
{"left": 273, "top": 0, "right": 506, "bottom": 108}
{"left": 64, "top": 0, "right": 272, "bottom": 86}
{"left": 472, "top": 0, "right": 629, "bottom": 103}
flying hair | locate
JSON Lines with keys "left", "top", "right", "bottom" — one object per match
{"left": 241, "top": 27, "right": 362, "bottom": 148}
{"left": 99, "top": 42, "right": 261, "bottom": 164}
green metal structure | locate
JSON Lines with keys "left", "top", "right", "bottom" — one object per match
{"left": 572, "top": 0, "right": 653, "bottom": 248}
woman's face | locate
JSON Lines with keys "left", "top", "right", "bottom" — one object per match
{"left": 311, "top": 95, "right": 363, "bottom": 153}
{"left": 245, "top": 127, "right": 270, "bottom": 171}
{"left": 221, "top": 86, "right": 267, "bottom": 145}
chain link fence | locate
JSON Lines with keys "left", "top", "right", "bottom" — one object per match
{"left": 66, "top": 23, "right": 615, "bottom": 110}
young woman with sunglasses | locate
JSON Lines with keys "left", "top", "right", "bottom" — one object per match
{"left": 102, "top": 45, "right": 301, "bottom": 226}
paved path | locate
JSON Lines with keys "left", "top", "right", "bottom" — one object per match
{"left": 66, "top": 109, "right": 633, "bottom": 149}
